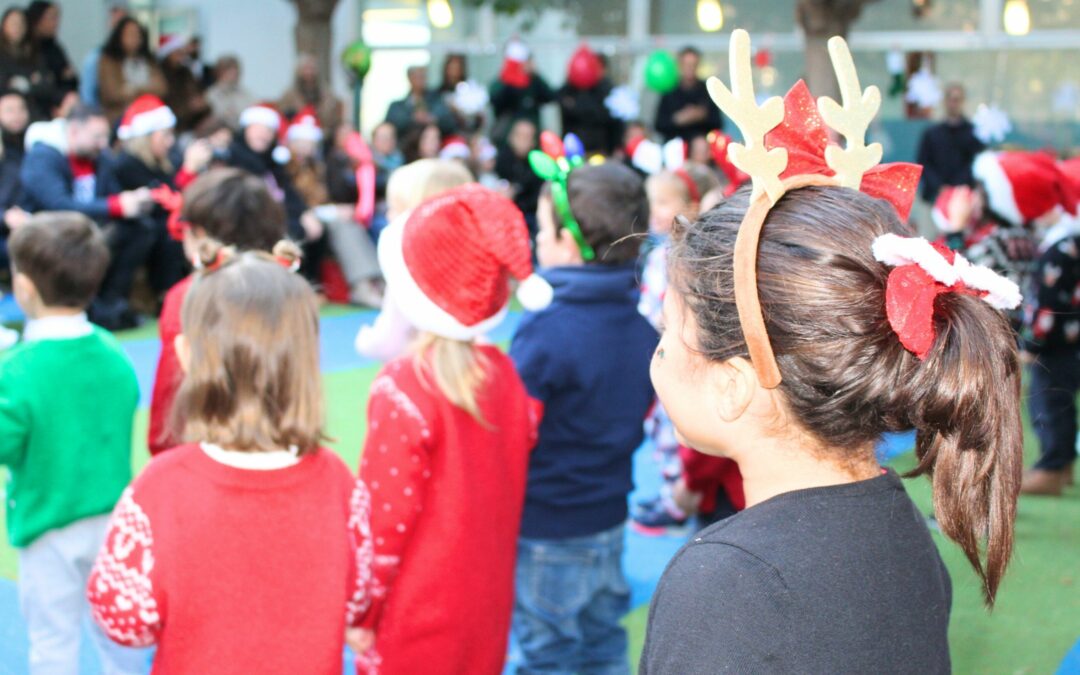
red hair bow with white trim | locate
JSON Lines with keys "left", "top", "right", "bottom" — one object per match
{"left": 872, "top": 234, "right": 1022, "bottom": 360}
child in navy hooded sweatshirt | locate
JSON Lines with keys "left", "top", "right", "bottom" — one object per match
{"left": 510, "top": 162, "right": 657, "bottom": 673}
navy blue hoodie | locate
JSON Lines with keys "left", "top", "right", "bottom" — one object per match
{"left": 510, "top": 263, "right": 658, "bottom": 539}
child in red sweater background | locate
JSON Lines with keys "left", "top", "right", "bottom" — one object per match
{"left": 88, "top": 243, "right": 374, "bottom": 674}
{"left": 352, "top": 185, "right": 549, "bottom": 674}
{"left": 147, "top": 168, "right": 288, "bottom": 455}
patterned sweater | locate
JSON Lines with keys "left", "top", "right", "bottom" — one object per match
{"left": 356, "top": 348, "right": 539, "bottom": 674}
{"left": 87, "top": 443, "right": 373, "bottom": 674}
{"left": 1023, "top": 234, "right": 1080, "bottom": 355}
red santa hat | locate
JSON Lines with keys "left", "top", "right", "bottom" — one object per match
{"left": 157, "top": 33, "right": 189, "bottom": 60}
{"left": 378, "top": 184, "right": 553, "bottom": 340}
{"left": 286, "top": 106, "right": 323, "bottom": 143}
{"left": 500, "top": 38, "right": 531, "bottom": 89}
{"left": 931, "top": 185, "right": 974, "bottom": 234}
{"left": 117, "top": 95, "right": 176, "bottom": 140}
{"left": 973, "top": 150, "right": 1079, "bottom": 226}
{"left": 438, "top": 135, "right": 470, "bottom": 161}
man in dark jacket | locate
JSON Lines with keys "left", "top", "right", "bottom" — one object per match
{"left": 385, "top": 66, "right": 455, "bottom": 138}
{"left": 916, "top": 83, "right": 984, "bottom": 203}
{"left": 558, "top": 64, "right": 621, "bottom": 156}
{"left": 654, "top": 47, "right": 722, "bottom": 144}
{"left": 20, "top": 103, "right": 152, "bottom": 328}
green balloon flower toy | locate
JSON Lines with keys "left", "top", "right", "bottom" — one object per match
{"left": 528, "top": 131, "right": 596, "bottom": 262}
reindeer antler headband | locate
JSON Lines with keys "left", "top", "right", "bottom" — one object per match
{"left": 708, "top": 30, "right": 922, "bottom": 388}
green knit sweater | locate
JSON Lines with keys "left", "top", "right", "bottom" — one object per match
{"left": 0, "top": 328, "right": 138, "bottom": 547}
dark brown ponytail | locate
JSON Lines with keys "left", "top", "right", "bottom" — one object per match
{"left": 671, "top": 185, "right": 1023, "bottom": 605}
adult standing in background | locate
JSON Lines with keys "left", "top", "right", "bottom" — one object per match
{"left": 97, "top": 17, "right": 166, "bottom": 125}
{"left": 159, "top": 34, "right": 211, "bottom": 134}
{"left": 278, "top": 54, "right": 344, "bottom": 140}
{"left": 916, "top": 83, "right": 984, "bottom": 204}
{"left": 25, "top": 2, "right": 76, "bottom": 95}
{"left": 437, "top": 53, "right": 480, "bottom": 133}
{"left": 558, "top": 52, "right": 620, "bottom": 156}
{"left": 490, "top": 39, "right": 554, "bottom": 144}
{"left": 386, "top": 65, "right": 454, "bottom": 138}
{"left": 654, "top": 47, "right": 721, "bottom": 144}
{"left": 79, "top": 3, "right": 128, "bottom": 106}
{"left": 0, "top": 8, "right": 55, "bottom": 121}
{"left": 206, "top": 55, "right": 255, "bottom": 130}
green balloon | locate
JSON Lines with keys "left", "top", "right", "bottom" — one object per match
{"left": 644, "top": 50, "right": 679, "bottom": 94}
{"left": 528, "top": 150, "right": 559, "bottom": 181}
{"left": 342, "top": 40, "right": 372, "bottom": 80}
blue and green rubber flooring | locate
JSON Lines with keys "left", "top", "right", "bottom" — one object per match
{"left": 0, "top": 304, "right": 1078, "bottom": 674}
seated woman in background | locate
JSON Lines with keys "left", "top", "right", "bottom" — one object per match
{"left": 97, "top": 16, "right": 166, "bottom": 125}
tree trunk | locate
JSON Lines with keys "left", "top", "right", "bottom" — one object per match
{"left": 796, "top": 0, "right": 880, "bottom": 100}
{"left": 290, "top": 0, "right": 342, "bottom": 87}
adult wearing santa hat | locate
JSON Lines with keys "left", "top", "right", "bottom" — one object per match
{"left": 224, "top": 102, "right": 325, "bottom": 279}
{"left": 106, "top": 94, "right": 214, "bottom": 301}
{"left": 353, "top": 183, "right": 547, "bottom": 674}
{"left": 489, "top": 38, "right": 555, "bottom": 144}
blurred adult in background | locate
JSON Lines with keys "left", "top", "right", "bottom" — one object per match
{"left": 206, "top": 55, "right": 254, "bottom": 130}
{"left": 401, "top": 122, "right": 441, "bottom": 164}
{"left": 495, "top": 117, "right": 542, "bottom": 236}
{"left": 490, "top": 40, "right": 554, "bottom": 144}
{"left": 159, "top": 34, "right": 210, "bottom": 134}
{"left": 558, "top": 52, "right": 620, "bottom": 156}
{"left": 21, "top": 103, "right": 156, "bottom": 328}
{"left": 25, "top": 1, "right": 76, "bottom": 95}
{"left": 387, "top": 65, "right": 454, "bottom": 138}
{"left": 98, "top": 17, "right": 166, "bottom": 124}
{"left": 80, "top": 3, "right": 128, "bottom": 106}
{"left": 655, "top": 47, "right": 721, "bottom": 144}
{"left": 0, "top": 91, "right": 30, "bottom": 243}
{"left": 278, "top": 53, "right": 343, "bottom": 139}
{"left": 0, "top": 8, "right": 54, "bottom": 121}
{"left": 107, "top": 95, "right": 212, "bottom": 302}
{"left": 916, "top": 83, "right": 984, "bottom": 204}
{"left": 187, "top": 36, "right": 214, "bottom": 90}
{"left": 438, "top": 53, "right": 481, "bottom": 133}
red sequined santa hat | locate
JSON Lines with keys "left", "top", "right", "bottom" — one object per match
{"left": 973, "top": 150, "right": 1079, "bottom": 226}
{"left": 117, "top": 95, "right": 176, "bottom": 140}
{"left": 286, "top": 106, "right": 323, "bottom": 143}
{"left": 378, "top": 184, "right": 553, "bottom": 340}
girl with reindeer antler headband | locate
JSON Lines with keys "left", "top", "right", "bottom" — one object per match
{"left": 640, "top": 30, "right": 1022, "bottom": 673}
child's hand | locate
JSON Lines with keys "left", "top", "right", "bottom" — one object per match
{"left": 345, "top": 627, "right": 375, "bottom": 654}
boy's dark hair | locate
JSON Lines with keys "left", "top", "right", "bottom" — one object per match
{"left": 550, "top": 163, "right": 648, "bottom": 265}
{"left": 181, "top": 168, "right": 286, "bottom": 251}
{"left": 10, "top": 211, "right": 109, "bottom": 308}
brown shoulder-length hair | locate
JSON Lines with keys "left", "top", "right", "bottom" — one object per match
{"left": 670, "top": 185, "right": 1022, "bottom": 606}
{"left": 170, "top": 243, "right": 324, "bottom": 454}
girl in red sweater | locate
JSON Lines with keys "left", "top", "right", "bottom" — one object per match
{"left": 147, "top": 168, "right": 288, "bottom": 455}
{"left": 352, "top": 185, "right": 549, "bottom": 674}
{"left": 88, "top": 243, "right": 374, "bottom": 674}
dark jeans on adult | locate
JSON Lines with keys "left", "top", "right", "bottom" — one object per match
{"left": 512, "top": 523, "right": 630, "bottom": 675}
{"left": 1028, "top": 351, "right": 1080, "bottom": 471}
{"left": 90, "top": 220, "right": 155, "bottom": 330}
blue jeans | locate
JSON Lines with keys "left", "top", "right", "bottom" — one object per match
{"left": 513, "top": 524, "right": 630, "bottom": 675}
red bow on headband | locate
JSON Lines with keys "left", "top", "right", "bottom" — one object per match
{"left": 873, "top": 234, "right": 1022, "bottom": 359}
{"left": 149, "top": 184, "right": 187, "bottom": 241}
{"left": 765, "top": 81, "right": 922, "bottom": 220}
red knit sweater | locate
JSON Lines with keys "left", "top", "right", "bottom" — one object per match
{"left": 87, "top": 444, "right": 373, "bottom": 674}
{"left": 147, "top": 275, "right": 193, "bottom": 455}
{"left": 357, "top": 348, "right": 539, "bottom": 674}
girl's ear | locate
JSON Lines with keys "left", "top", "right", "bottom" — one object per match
{"left": 710, "top": 356, "right": 757, "bottom": 423}
{"left": 174, "top": 334, "right": 191, "bottom": 374}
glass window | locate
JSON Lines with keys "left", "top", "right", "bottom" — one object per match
{"left": 857, "top": 0, "right": 980, "bottom": 32}
{"left": 1028, "top": 0, "right": 1080, "bottom": 30}
{"left": 650, "top": 0, "right": 798, "bottom": 36}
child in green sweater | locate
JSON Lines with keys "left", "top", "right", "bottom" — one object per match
{"left": 0, "top": 212, "right": 145, "bottom": 673}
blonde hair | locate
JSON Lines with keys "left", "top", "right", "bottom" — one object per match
{"left": 386, "top": 158, "right": 473, "bottom": 216}
{"left": 123, "top": 133, "right": 174, "bottom": 174}
{"left": 411, "top": 332, "right": 490, "bottom": 424}
{"left": 171, "top": 241, "right": 325, "bottom": 454}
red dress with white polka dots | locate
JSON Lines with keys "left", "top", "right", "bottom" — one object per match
{"left": 357, "top": 346, "right": 540, "bottom": 674}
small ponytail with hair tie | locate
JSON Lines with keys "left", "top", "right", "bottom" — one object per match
{"left": 193, "top": 239, "right": 237, "bottom": 272}
{"left": 271, "top": 239, "right": 303, "bottom": 273}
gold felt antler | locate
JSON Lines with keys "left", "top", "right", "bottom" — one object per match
{"left": 817, "top": 36, "right": 883, "bottom": 189}
{"left": 706, "top": 29, "right": 787, "bottom": 205}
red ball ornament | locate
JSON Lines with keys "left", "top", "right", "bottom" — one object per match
{"left": 566, "top": 44, "right": 603, "bottom": 90}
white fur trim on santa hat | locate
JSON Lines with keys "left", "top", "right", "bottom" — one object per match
{"left": 117, "top": 105, "right": 175, "bottom": 140}
{"left": 377, "top": 214, "right": 509, "bottom": 341}
{"left": 662, "top": 138, "right": 686, "bottom": 171}
{"left": 287, "top": 120, "right": 323, "bottom": 143}
{"left": 239, "top": 106, "right": 281, "bottom": 131}
{"left": 505, "top": 40, "right": 530, "bottom": 63}
{"left": 973, "top": 151, "right": 1023, "bottom": 226}
{"left": 158, "top": 34, "right": 190, "bottom": 60}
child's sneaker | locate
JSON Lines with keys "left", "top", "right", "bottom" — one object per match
{"left": 631, "top": 496, "right": 690, "bottom": 535}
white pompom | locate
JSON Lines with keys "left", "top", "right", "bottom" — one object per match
{"left": 272, "top": 145, "right": 291, "bottom": 165}
{"left": 516, "top": 273, "right": 553, "bottom": 311}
